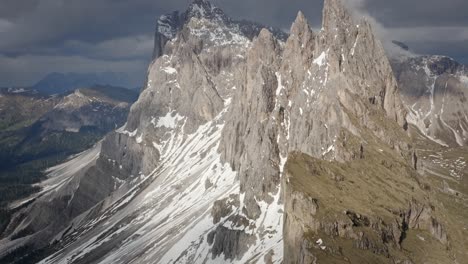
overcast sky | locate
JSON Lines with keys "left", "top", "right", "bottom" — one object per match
{"left": 0, "top": 0, "right": 467, "bottom": 87}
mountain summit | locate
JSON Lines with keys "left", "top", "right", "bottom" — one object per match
{"left": 1, "top": 0, "right": 467, "bottom": 263}
{"left": 153, "top": 0, "right": 286, "bottom": 59}
{"left": 186, "top": 0, "right": 227, "bottom": 21}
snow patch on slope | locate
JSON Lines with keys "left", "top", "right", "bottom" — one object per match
{"left": 40, "top": 108, "right": 240, "bottom": 264}
{"left": 152, "top": 111, "right": 185, "bottom": 129}
{"left": 313, "top": 51, "right": 327, "bottom": 66}
{"left": 163, "top": 66, "right": 178, "bottom": 75}
{"left": 9, "top": 143, "right": 101, "bottom": 210}
{"left": 460, "top": 75, "right": 468, "bottom": 85}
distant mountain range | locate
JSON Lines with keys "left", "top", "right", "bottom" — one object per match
{"left": 31, "top": 72, "right": 140, "bottom": 95}
{"left": 0, "top": 85, "right": 138, "bottom": 211}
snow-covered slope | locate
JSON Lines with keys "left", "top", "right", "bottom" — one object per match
{"left": 40, "top": 110, "right": 239, "bottom": 263}
{"left": 392, "top": 55, "right": 468, "bottom": 147}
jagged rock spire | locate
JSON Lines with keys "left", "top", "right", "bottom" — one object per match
{"left": 251, "top": 28, "right": 281, "bottom": 66}
{"left": 289, "top": 11, "right": 315, "bottom": 52}
{"left": 290, "top": 11, "right": 313, "bottom": 37}
{"left": 317, "top": 0, "right": 408, "bottom": 129}
{"left": 322, "top": 0, "right": 354, "bottom": 31}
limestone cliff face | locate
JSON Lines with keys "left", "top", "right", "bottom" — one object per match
{"left": 112, "top": 0, "right": 290, "bottom": 178}
{"left": 278, "top": 2, "right": 452, "bottom": 263}
{"left": 219, "top": 29, "right": 283, "bottom": 220}
{"left": 102, "top": 0, "right": 267, "bottom": 180}
{"left": 218, "top": 0, "right": 410, "bottom": 224}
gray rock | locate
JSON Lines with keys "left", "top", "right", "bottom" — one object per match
{"left": 392, "top": 55, "right": 468, "bottom": 147}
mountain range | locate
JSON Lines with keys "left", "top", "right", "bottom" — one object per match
{"left": 0, "top": 86, "right": 138, "bottom": 214}
{"left": 31, "top": 72, "right": 139, "bottom": 95}
{"left": 0, "top": 0, "right": 466, "bottom": 263}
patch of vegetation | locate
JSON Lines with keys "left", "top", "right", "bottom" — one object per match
{"left": 287, "top": 131, "right": 422, "bottom": 220}
{"left": 409, "top": 126, "right": 468, "bottom": 262}
{"left": 284, "top": 126, "right": 457, "bottom": 263}
{"left": 0, "top": 129, "right": 104, "bottom": 205}
{"left": 303, "top": 230, "right": 393, "bottom": 264}
{"left": 0, "top": 89, "right": 131, "bottom": 207}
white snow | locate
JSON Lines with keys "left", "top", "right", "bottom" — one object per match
{"left": 32, "top": 15, "right": 290, "bottom": 263}
{"left": 322, "top": 145, "right": 335, "bottom": 156}
{"left": 116, "top": 125, "right": 138, "bottom": 137}
{"left": 313, "top": 51, "right": 327, "bottom": 66}
{"left": 162, "top": 67, "right": 177, "bottom": 74}
{"left": 275, "top": 72, "right": 285, "bottom": 97}
{"left": 9, "top": 143, "right": 101, "bottom": 210}
{"left": 406, "top": 104, "right": 449, "bottom": 147}
{"left": 136, "top": 134, "right": 143, "bottom": 144}
{"left": 235, "top": 188, "right": 284, "bottom": 264}
{"left": 351, "top": 33, "right": 359, "bottom": 56}
{"left": 157, "top": 15, "right": 176, "bottom": 38}
{"left": 275, "top": 72, "right": 286, "bottom": 111}
{"left": 189, "top": 21, "right": 250, "bottom": 47}
{"left": 460, "top": 75, "right": 468, "bottom": 85}
{"left": 154, "top": 111, "right": 184, "bottom": 129}
{"left": 439, "top": 81, "right": 464, "bottom": 146}
{"left": 191, "top": 3, "right": 207, "bottom": 17}
{"left": 40, "top": 104, "right": 248, "bottom": 264}
{"left": 11, "top": 88, "right": 26, "bottom": 93}
{"left": 404, "top": 59, "right": 462, "bottom": 147}
{"left": 39, "top": 97, "right": 287, "bottom": 264}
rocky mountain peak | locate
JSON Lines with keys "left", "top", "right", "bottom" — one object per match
{"left": 153, "top": 0, "right": 228, "bottom": 58}
{"left": 186, "top": 0, "right": 227, "bottom": 22}
{"left": 314, "top": 0, "right": 408, "bottom": 129}
{"left": 254, "top": 29, "right": 279, "bottom": 53}
{"left": 290, "top": 11, "right": 312, "bottom": 38}
{"left": 153, "top": 0, "right": 288, "bottom": 59}
{"left": 156, "top": 11, "right": 182, "bottom": 39}
{"left": 322, "top": 0, "right": 354, "bottom": 32}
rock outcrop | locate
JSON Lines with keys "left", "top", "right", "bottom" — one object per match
{"left": 392, "top": 54, "right": 468, "bottom": 147}
{"left": 218, "top": 0, "right": 410, "bottom": 231}
{"left": 153, "top": 0, "right": 286, "bottom": 60}
{"left": 283, "top": 151, "right": 450, "bottom": 264}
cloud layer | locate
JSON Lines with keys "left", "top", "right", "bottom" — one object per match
{"left": 0, "top": 0, "right": 466, "bottom": 86}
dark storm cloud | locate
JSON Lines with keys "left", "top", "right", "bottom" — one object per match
{"left": 0, "top": 0, "right": 182, "bottom": 53}
{"left": 0, "top": 0, "right": 467, "bottom": 86}
{"left": 365, "top": 0, "right": 468, "bottom": 27}
{"left": 0, "top": 0, "right": 40, "bottom": 19}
